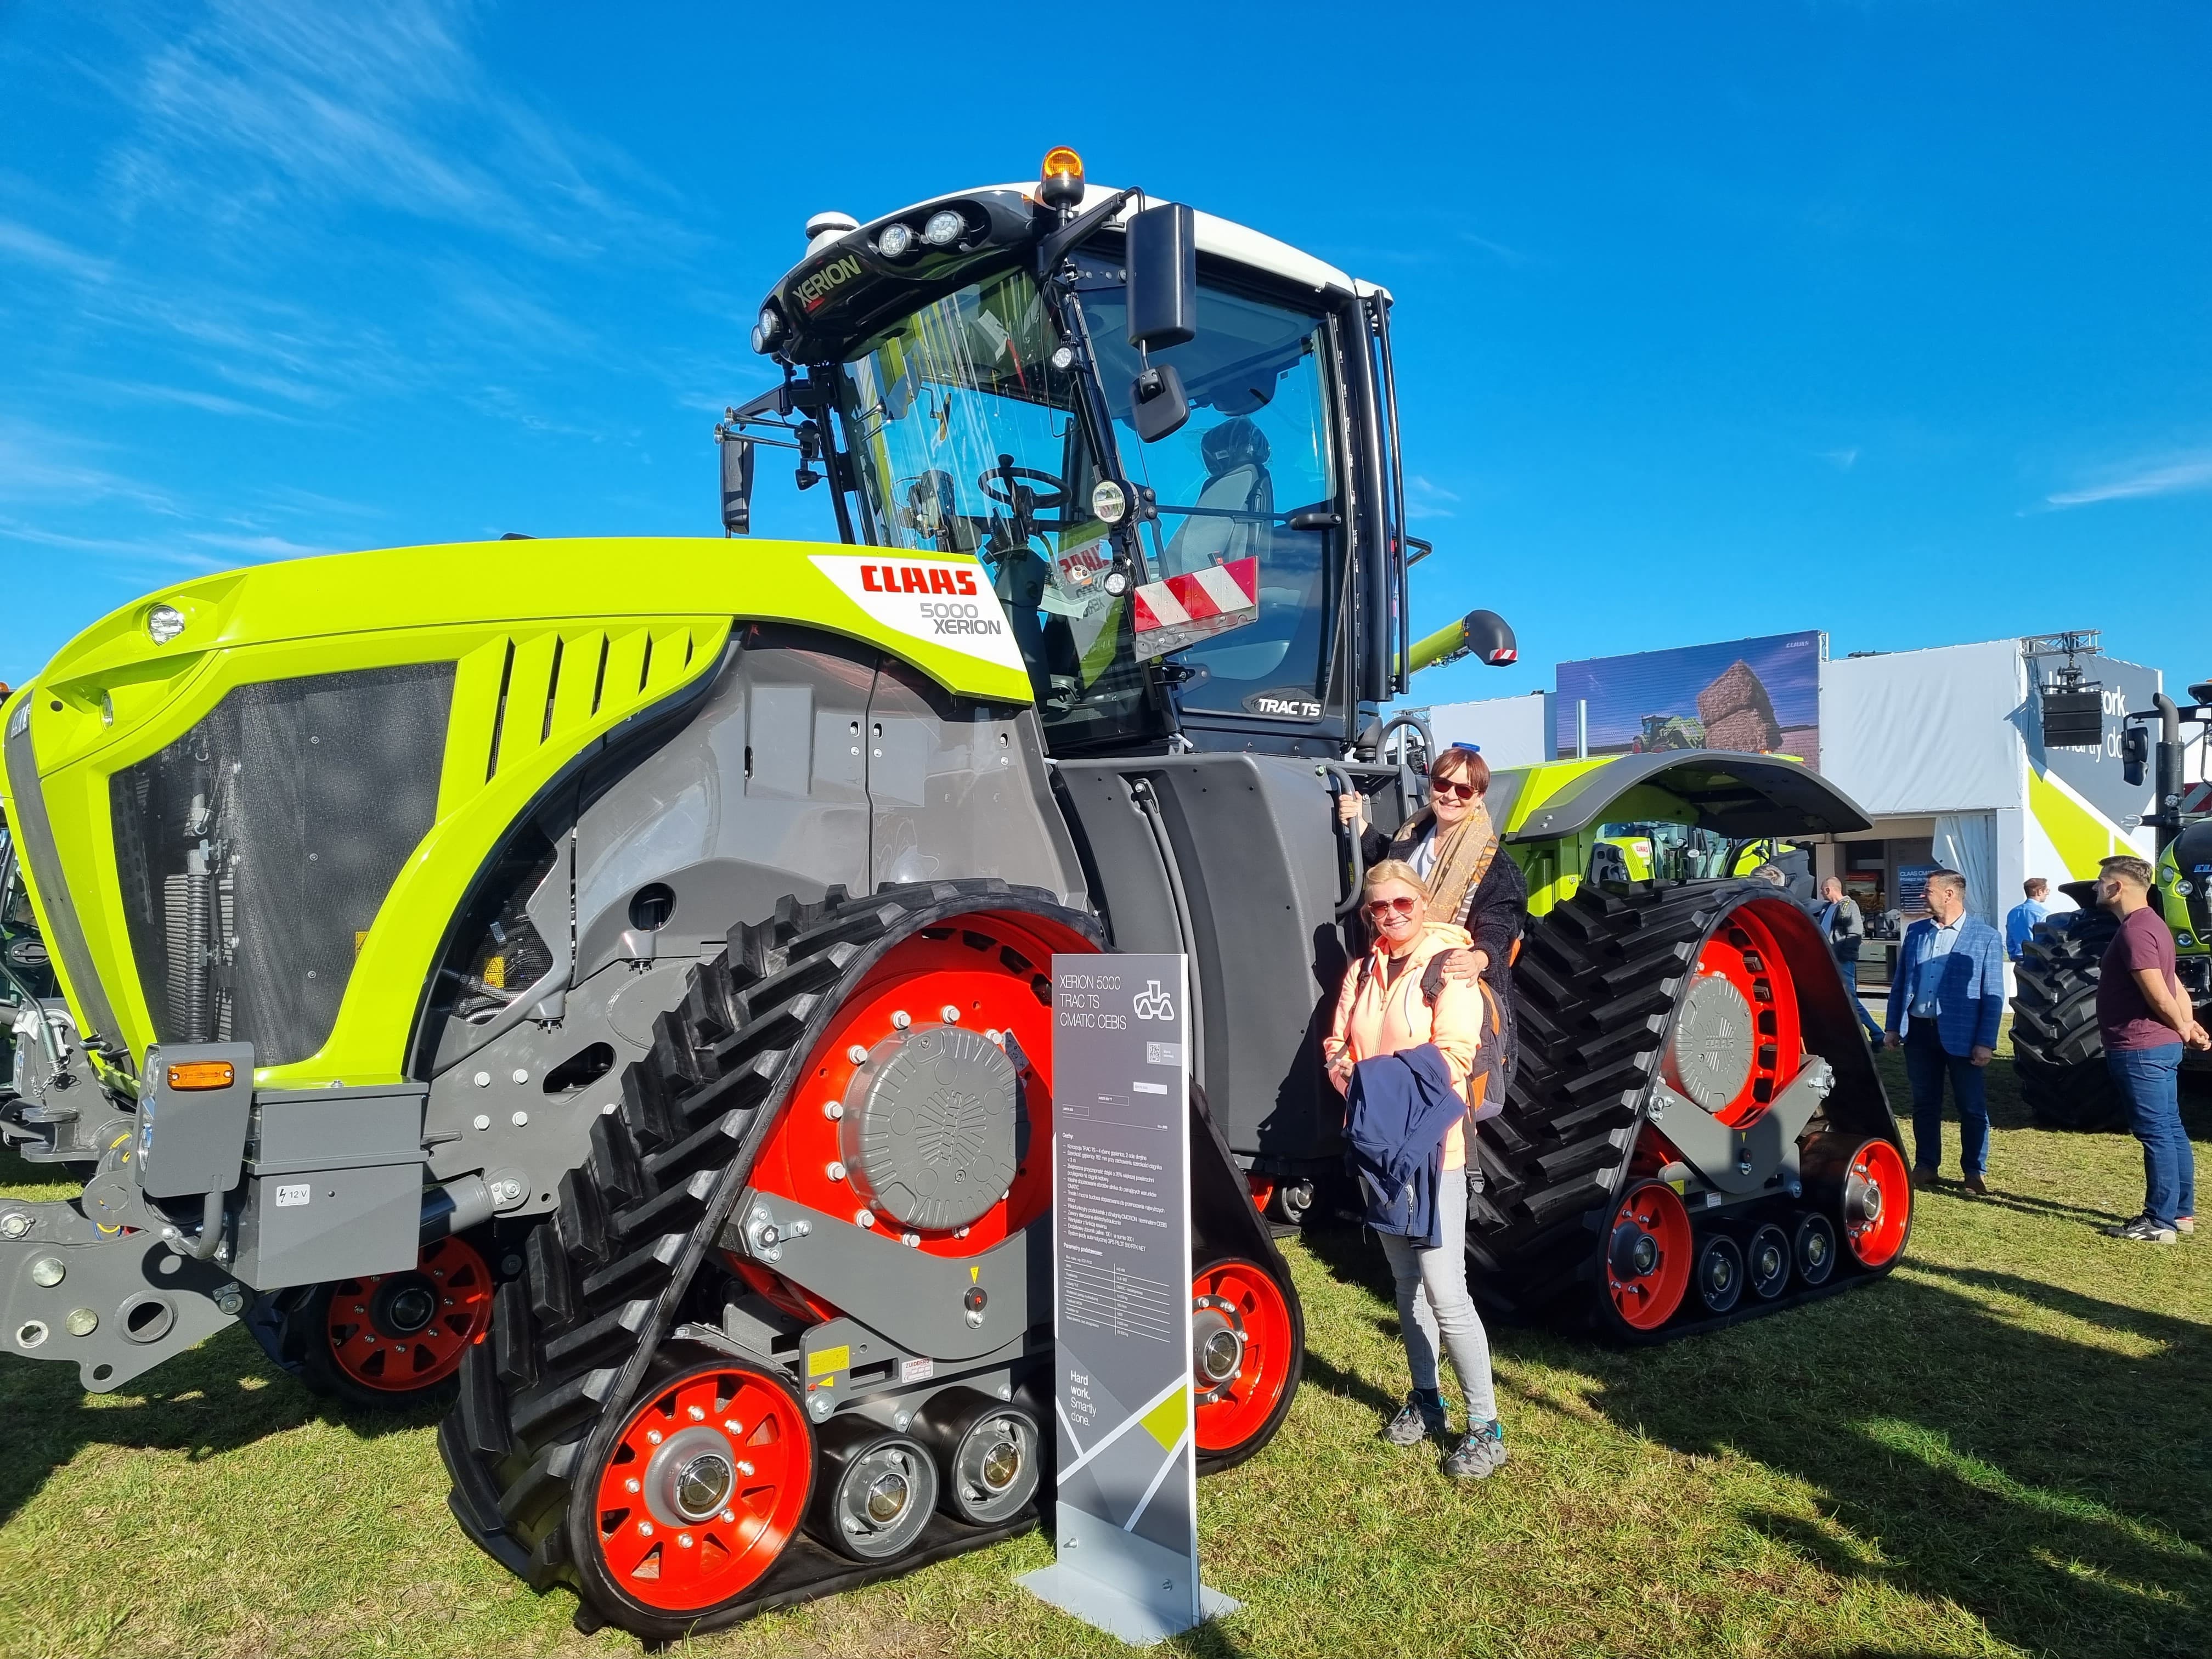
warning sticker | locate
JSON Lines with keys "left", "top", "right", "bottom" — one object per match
{"left": 809, "top": 554, "right": 1027, "bottom": 675}
{"left": 275, "top": 1183, "right": 311, "bottom": 1209}
{"left": 808, "top": 1343, "right": 851, "bottom": 1376}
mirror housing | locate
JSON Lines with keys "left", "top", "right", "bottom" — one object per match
{"left": 2122, "top": 723, "right": 2149, "bottom": 787}
{"left": 718, "top": 432, "right": 757, "bottom": 533}
{"left": 1130, "top": 364, "right": 1191, "bottom": 443}
{"left": 1125, "top": 202, "right": 1197, "bottom": 349}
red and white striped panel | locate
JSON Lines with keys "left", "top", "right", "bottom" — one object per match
{"left": 1132, "top": 557, "right": 1260, "bottom": 659}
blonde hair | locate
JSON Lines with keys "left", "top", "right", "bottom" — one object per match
{"left": 1363, "top": 859, "right": 1426, "bottom": 899}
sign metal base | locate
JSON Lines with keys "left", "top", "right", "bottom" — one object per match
{"left": 1018, "top": 1561, "right": 1242, "bottom": 1647}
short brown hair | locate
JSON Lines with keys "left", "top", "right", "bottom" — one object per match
{"left": 1926, "top": 870, "right": 1967, "bottom": 899}
{"left": 2100, "top": 855, "right": 2155, "bottom": 890}
{"left": 2023, "top": 878, "right": 2049, "bottom": 898}
{"left": 1431, "top": 746, "right": 1490, "bottom": 797}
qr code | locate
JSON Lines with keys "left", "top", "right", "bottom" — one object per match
{"left": 1146, "top": 1042, "right": 1181, "bottom": 1067}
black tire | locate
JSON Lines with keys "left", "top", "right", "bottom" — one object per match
{"left": 2010, "top": 908, "right": 2130, "bottom": 1131}
{"left": 1465, "top": 879, "right": 1905, "bottom": 1339}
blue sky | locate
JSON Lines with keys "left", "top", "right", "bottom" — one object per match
{"left": 3, "top": 2, "right": 2208, "bottom": 704}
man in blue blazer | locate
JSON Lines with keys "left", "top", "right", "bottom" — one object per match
{"left": 1884, "top": 869, "right": 2006, "bottom": 1194}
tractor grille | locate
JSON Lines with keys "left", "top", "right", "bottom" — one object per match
{"left": 110, "top": 664, "right": 454, "bottom": 1066}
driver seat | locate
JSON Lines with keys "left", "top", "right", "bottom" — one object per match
{"left": 1161, "top": 417, "right": 1273, "bottom": 577}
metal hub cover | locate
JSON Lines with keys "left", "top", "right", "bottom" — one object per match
{"left": 642, "top": 1425, "right": 741, "bottom": 1527}
{"left": 947, "top": 1407, "right": 1039, "bottom": 1525}
{"left": 842, "top": 1025, "right": 1020, "bottom": 1231}
{"left": 1664, "top": 972, "right": 1754, "bottom": 1113}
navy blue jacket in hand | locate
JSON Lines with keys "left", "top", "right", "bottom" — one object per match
{"left": 1344, "top": 1043, "right": 1464, "bottom": 1248}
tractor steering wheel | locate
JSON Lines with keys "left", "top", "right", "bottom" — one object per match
{"left": 978, "top": 464, "right": 1068, "bottom": 511}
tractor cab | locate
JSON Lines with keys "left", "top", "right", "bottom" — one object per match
{"left": 726, "top": 148, "right": 1418, "bottom": 759}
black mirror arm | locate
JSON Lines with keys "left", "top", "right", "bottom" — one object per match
{"left": 1037, "top": 187, "right": 1141, "bottom": 275}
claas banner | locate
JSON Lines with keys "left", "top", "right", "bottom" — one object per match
{"left": 1554, "top": 630, "right": 1825, "bottom": 772}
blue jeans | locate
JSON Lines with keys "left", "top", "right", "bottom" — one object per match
{"left": 2105, "top": 1042, "right": 2196, "bottom": 1227}
{"left": 1836, "top": 953, "right": 1882, "bottom": 1037}
{"left": 1905, "top": 1023, "right": 1989, "bottom": 1177}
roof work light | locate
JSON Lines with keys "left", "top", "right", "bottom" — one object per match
{"left": 1039, "top": 146, "right": 1085, "bottom": 209}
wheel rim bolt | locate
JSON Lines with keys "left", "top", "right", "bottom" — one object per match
{"left": 689, "top": 1405, "right": 706, "bottom": 1420}
{"left": 637, "top": 1521, "right": 653, "bottom": 1537}
{"left": 847, "top": 1044, "right": 869, "bottom": 1064}
{"left": 626, "top": 1478, "right": 641, "bottom": 1493}
{"left": 891, "top": 1009, "right": 911, "bottom": 1029}
{"left": 737, "top": 1460, "right": 754, "bottom": 1476}
{"left": 941, "top": 1005, "right": 961, "bottom": 1023}
{"left": 647, "top": 1430, "right": 663, "bottom": 1444}
{"left": 678, "top": 1533, "right": 693, "bottom": 1548}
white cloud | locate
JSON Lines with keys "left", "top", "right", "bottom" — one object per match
{"left": 2046, "top": 451, "right": 2212, "bottom": 509}
{"left": 1820, "top": 447, "right": 1860, "bottom": 471}
{"left": 1406, "top": 474, "right": 1460, "bottom": 522}
{"left": 0, "top": 218, "right": 112, "bottom": 284}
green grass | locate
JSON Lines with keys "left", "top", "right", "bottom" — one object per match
{"left": 3, "top": 1034, "right": 2208, "bottom": 1658}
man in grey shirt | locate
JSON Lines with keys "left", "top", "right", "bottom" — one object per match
{"left": 1820, "top": 877, "right": 1883, "bottom": 1042}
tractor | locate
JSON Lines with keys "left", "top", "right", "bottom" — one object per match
{"left": 2013, "top": 684, "right": 2212, "bottom": 1128}
{"left": 1, "top": 150, "right": 1911, "bottom": 1638}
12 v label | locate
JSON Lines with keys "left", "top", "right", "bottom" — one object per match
{"left": 274, "top": 1184, "right": 311, "bottom": 1208}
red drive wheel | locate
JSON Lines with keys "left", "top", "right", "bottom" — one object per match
{"left": 1191, "top": 1257, "right": 1300, "bottom": 1468}
{"left": 1605, "top": 1181, "right": 1692, "bottom": 1331}
{"left": 1838, "top": 1137, "right": 1911, "bottom": 1267}
{"left": 585, "top": 1359, "right": 812, "bottom": 1616}
{"left": 309, "top": 1234, "right": 493, "bottom": 1403}
{"left": 1666, "top": 904, "right": 1802, "bottom": 1130}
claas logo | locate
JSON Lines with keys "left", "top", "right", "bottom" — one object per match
{"left": 860, "top": 563, "right": 979, "bottom": 596}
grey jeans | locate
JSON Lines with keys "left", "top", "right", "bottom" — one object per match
{"left": 1375, "top": 1166, "right": 1498, "bottom": 1422}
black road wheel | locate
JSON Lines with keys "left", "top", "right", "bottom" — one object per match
{"left": 1746, "top": 1223, "right": 1792, "bottom": 1300}
{"left": 1694, "top": 1233, "right": 1745, "bottom": 1314}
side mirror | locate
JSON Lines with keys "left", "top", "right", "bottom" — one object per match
{"left": 1130, "top": 364, "right": 1190, "bottom": 443}
{"left": 718, "top": 432, "right": 756, "bottom": 534}
{"left": 1125, "top": 202, "right": 1197, "bottom": 349}
{"left": 2122, "top": 723, "right": 2148, "bottom": 787}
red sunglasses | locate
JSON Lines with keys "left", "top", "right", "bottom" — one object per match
{"left": 1430, "top": 776, "right": 1479, "bottom": 800}
{"left": 1365, "top": 895, "right": 1420, "bottom": 918}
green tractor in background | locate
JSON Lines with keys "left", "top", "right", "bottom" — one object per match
{"left": 2013, "top": 685, "right": 2212, "bottom": 1128}
{"left": 2, "top": 153, "right": 1911, "bottom": 1638}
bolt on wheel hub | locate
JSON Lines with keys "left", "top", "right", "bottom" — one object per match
{"left": 1189, "top": 1294, "right": 1247, "bottom": 1399}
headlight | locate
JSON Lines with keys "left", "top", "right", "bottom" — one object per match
{"left": 1090, "top": 480, "right": 1127, "bottom": 524}
{"left": 146, "top": 603, "right": 186, "bottom": 645}
{"left": 1049, "top": 342, "right": 1076, "bottom": 371}
{"left": 877, "top": 222, "right": 915, "bottom": 258}
{"left": 922, "top": 210, "right": 964, "bottom": 247}
{"left": 752, "top": 306, "right": 784, "bottom": 354}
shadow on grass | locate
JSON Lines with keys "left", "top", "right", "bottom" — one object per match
{"left": 1590, "top": 1265, "right": 2210, "bottom": 1659}
{"left": 0, "top": 1322, "right": 443, "bottom": 1526}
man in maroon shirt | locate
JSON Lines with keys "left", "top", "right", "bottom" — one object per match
{"left": 2096, "top": 855, "right": 2207, "bottom": 1243}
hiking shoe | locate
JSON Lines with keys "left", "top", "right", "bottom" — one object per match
{"left": 1442, "top": 1420, "right": 1507, "bottom": 1480}
{"left": 2110, "top": 1214, "right": 2177, "bottom": 1244}
{"left": 1381, "top": 1392, "right": 1448, "bottom": 1446}
{"left": 1962, "top": 1174, "right": 1989, "bottom": 1197}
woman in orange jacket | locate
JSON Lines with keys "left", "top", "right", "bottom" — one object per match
{"left": 1326, "top": 860, "right": 1506, "bottom": 1481}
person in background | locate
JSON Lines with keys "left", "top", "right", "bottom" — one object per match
{"left": 1884, "top": 870, "right": 2005, "bottom": 1194}
{"left": 2005, "top": 877, "right": 2051, "bottom": 962}
{"left": 1337, "top": 746, "right": 1528, "bottom": 1078}
{"left": 1819, "top": 876, "right": 1884, "bottom": 1042}
{"left": 1324, "top": 860, "right": 1506, "bottom": 1481}
{"left": 2094, "top": 855, "right": 2207, "bottom": 1243}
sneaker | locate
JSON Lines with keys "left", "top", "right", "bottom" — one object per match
{"left": 2109, "top": 1214, "right": 2177, "bottom": 1244}
{"left": 1442, "top": 1420, "right": 1507, "bottom": 1480}
{"left": 1381, "top": 1392, "right": 1448, "bottom": 1447}
{"left": 2178, "top": 1216, "right": 2196, "bottom": 1235}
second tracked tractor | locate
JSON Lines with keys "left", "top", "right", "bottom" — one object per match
{"left": 1, "top": 150, "right": 1910, "bottom": 1639}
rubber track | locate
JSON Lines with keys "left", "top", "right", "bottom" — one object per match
{"left": 438, "top": 878, "right": 1091, "bottom": 1630}
{"left": 1465, "top": 879, "right": 1891, "bottom": 1338}
{"left": 2009, "top": 908, "right": 2129, "bottom": 1131}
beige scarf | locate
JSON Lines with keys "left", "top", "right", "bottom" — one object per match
{"left": 1390, "top": 798, "right": 1499, "bottom": 928}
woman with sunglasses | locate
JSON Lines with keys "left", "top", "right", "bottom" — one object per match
{"left": 1324, "top": 860, "right": 1508, "bottom": 1481}
{"left": 1338, "top": 744, "right": 1527, "bottom": 1084}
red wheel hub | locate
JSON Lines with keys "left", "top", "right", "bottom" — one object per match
{"left": 1839, "top": 1137, "right": 1911, "bottom": 1267}
{"left": 1667, "top": 904, "right": 1802, "bottom": 1130}
{"left": 742, "top": 912, "right": 1096, "bottom": 1261}
{"left": 324, "top": 1234, "right": 492, "bottom": 1393}
{"left": 1605, "top": 1181, "right": 1692, "bottom": 1331}
{"left": 1190, "top": 1258, "right": 1295, "bottom": 1454}
{"left": 592, "top": 1364, "right": 811, "bottom": 1612}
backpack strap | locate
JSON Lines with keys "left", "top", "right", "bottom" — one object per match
{"left": 1420, "top": 952, "right": 1450, "bottom": 1007}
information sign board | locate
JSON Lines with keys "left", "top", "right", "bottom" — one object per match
{"left": 1018, "top": 952, "right": 1237, "bottom": 1644}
